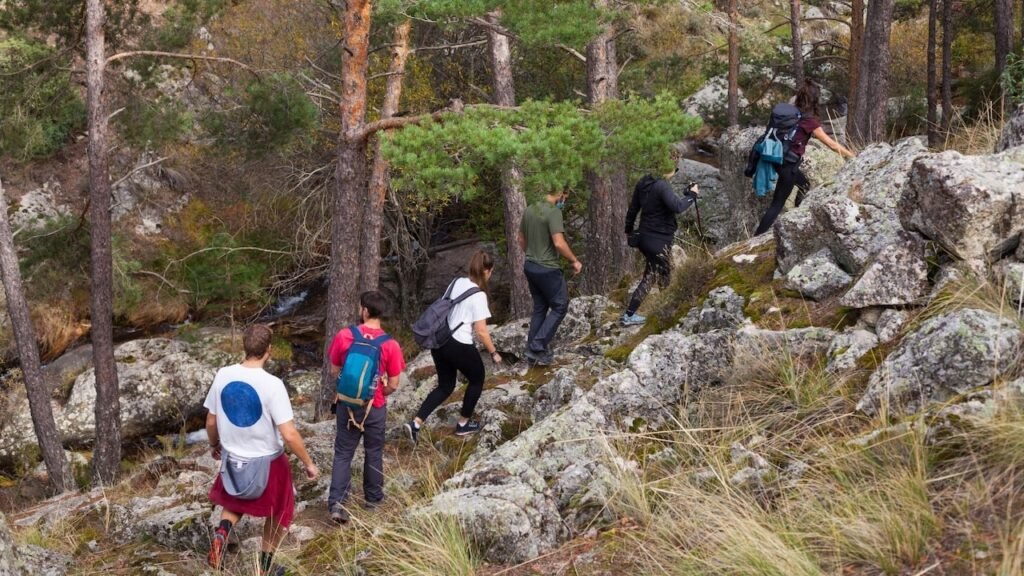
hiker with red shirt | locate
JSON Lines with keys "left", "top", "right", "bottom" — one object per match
{"left": 753, "top": 80, "right": 856, "bottom": 236}
{"left": 326, "top": 291, "right": 405, "bottom": 524}
{"left": 205, "top": 324, "right": 319, "bottom": 575}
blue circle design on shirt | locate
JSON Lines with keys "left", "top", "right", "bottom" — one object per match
{"left": 221, "top": 381, "right": 262, "bottom": 428}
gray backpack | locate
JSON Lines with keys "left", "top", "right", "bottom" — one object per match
{"left": 412, "top": 279, "right": 481, "bottom": 349}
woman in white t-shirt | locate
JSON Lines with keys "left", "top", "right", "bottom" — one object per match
{"left": 406, "top": 251, "right": 502, "bottom": 442}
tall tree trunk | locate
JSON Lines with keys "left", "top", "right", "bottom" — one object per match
{"left": 85, "top": 0, "right": 121, "bottom": 485}
{"left": 927, "top": 0, "right": 939, "bottom": 147}
{"left": 486, "top": 10, "right": 530, "bottom": 319}
{"left": 359, "top": 19, "right": 412, "bottom": 294}
{"left": 790, "top": 0, "right": 804, "bottom": 87}
{"left": 582, "top": 14, "right": 628, "bottom": 296}
{"left": 995, "top": 0, "right": 1014, "bottom": 79}
{"left": 849, "top": 0, "right": 896, "bottom": 145}
{"left": 0, "top": 177, "right": 73, "bottom": 493}
{"left": 318, "top": 0, "right": 372, "bottom": 420}
{"left": 942, "top": 0, "right": 954, "bottom": 131}
{"left": 847, "top": 0, "right": 864, "bottom": 132}
{"left": 727, "top": 0, "right": 740, "bottom": 126}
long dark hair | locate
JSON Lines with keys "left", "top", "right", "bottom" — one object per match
{"left": 794, "top": 80, "right": 821, "bottom": 118}
{"left": 468, "top": 251, "right": 495, "bottom": 295}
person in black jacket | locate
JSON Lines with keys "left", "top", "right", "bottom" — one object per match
{"left": 621, "top": 164, "right": 700, "bottom": 326}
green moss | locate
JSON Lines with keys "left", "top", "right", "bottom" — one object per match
{"left": 270, "top": 336, "right": 294, "bottom": 363}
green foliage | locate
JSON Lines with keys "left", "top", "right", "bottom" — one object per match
{"left": 18, "top": 217, "right": 90, "bottom": 288}
{"left": 116, "top": 96, "right": 193, "bottom": 148}
{"left": 205, "top": 73, "right": 319, "bottom": 153}
{"left": 0, "top": 37, "right": 85, "bottom": 160}
{"left": 383, "top": 95, "right": 700, "bottom": 203}
{"left": 179, "top": 232, "right": 272, "bottom": 309}
{"left": 144, "top": 0, "right": 226, "bottom": 52}
{"left": 1002, "top": 52, "right": 1024, "bottom": 106}
{"left": 0, "top": 0, "right": 143, "bottom": 48}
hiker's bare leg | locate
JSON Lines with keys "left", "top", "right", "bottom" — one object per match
{"left": 262, "top": 517, "right": 287, "bottom": 553}
{"left": 220, "top": 509, "right": 242, "bottom": 525}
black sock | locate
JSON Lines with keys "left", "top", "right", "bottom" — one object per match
{"left": 217, "top": 519, "right": 233, "bottom": 534}
{"left": 260, "top": 551, "right": 274, "bottom": 572}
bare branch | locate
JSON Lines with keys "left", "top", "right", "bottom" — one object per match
{"left": 358, "top": 103, "right": 519, "bottom": 141}
{"left": 111, "top": 156, "right": 167, "bottom": 190}
{"left": 368, "top": 71, "right": 406, "bottom": 82}
{"left": 414, "top": 39, "right": 488, "bottom": 52}
{"left": 106, "top": 51, "right": 260, "bottom": 78}
{"left": 558, "top": 44, "right": 587, "bottom": 63}
{"left": 304, "top": 55, "right": 342, "bottom": 82}
{"left": 132, "top": 269, "right": 192, "bottom": 294}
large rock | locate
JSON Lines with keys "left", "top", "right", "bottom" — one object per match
{"left": 839, "top": 237, "right": 930, "bottom": 308}
{"left": 674, "top": 159, "right": 727, "bottom": 244}
{"left": 0, "top": 512, "right": 25, "bottom": 576}
{"left": 679, "top": 286, "right": 747, "bottom": 334}
{"left": 997, "top": 104, "right": 1024, "bottom": 152}
{"left": 901, "top": 148, "right": 1024, "bottom": 264}
{"left": 734, "top": 325, "right": 837, "bottom": 359}
{"left": 858, "top": 309, "right": 1023, "bottom": 416}
{"left": 784, "top": 249, "right": 853, "bottom": 301}
{"left": 827, "top": 328, "right": 878, "bottom": 373}
{"left": 719, "top": 127, "right": 775, "bottom": 241}
{"left": 0, "top": 337, "right": 234, "bottom": 466}
{"left": 776, "top": 138, "right": 930, "bottom": 274}
{"left": 683, "top": 76, "right": 747, "bottom": 119}
{"left": 488, "top": 295, "right": 615, "bottom": 356}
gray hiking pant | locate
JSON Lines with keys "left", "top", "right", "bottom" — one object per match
{"left": 329, "top": 404, "right": 386, "bottom": 507}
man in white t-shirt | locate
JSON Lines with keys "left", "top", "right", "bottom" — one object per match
{"left": 405, "top": 252, "right": 502, "bottom": 445}
{"left": 204, "top": 324, "right": 318, "bottom": 575}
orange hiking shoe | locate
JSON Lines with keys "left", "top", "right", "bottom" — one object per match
{"left": 208, "top": 527, "right": 228, "bottom": 570}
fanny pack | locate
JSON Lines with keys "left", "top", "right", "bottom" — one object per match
{"left": 219, "top": 449, "right": 282, "bottom": 500}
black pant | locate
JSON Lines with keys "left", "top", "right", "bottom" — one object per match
{"left": 329, "top": 404, "right": 386, "bottom": 507}
{"left": 523, "top": 261, "right": 569, "bottom": 354}
{"left": 627, "top": 233, "right": 673, "bottom": 315}
{"left": 416, "top": 338, "right": 485, "bottom": 422}
{"left": 754, "top": 161, "right": 809, "bottom": 236}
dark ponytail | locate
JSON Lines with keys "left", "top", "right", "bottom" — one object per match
{"left": 794, "top": 79, "right": 821, "bottom": 118}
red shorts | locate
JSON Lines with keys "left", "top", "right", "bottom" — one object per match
{"left": 209, "top": 453, "right": 295, "bottom": 528}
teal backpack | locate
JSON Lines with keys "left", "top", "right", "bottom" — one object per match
{"left": 336, "top": 326, "right": 391, "bottom": 430}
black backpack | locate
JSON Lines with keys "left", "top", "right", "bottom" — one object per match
{"left": 411, "top": 279, "right": 482, "bottom": 349}
{"left": 744, "top": 103, "right": 804, "bottom": 177}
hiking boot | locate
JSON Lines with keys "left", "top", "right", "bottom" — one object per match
{"left": 621, "top": 312, "right": 646, "bottom": 326}
{"left": 404, "top": 420, "right": 420, "bottom": 445}
{"left": 329, "top": 502, "right": 350, "bottom": 524}
{"left": 524, "top": 349, "right": 553, "bottom": 366}
{"left": 207, "top": 527, "right": 228, "bottom": 570}
{"left": 363, "top": 497, "right": 384, "bottom": 510}
{"left": 454, "top": 421, "right": 481, "bottom": 436}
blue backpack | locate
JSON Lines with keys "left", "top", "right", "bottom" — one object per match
{"left": 335, "top": 326, "right": 391, "bottom": 430}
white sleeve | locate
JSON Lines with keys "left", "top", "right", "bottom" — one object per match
{"left": 268, "top": 381, "right": 294, "bottom": 426}
{"left": 203, "top": 371, "right": 221, "bottom": 414}
{"left": 468, "top": 292, "right": 491, "bottom": 323}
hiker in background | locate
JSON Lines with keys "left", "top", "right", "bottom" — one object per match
{"left": 622, "top": 157, "right": 700, "bottom": 326}
{"left": 405, "top": 251, "right": 501, "bottom": 445}
{"left": 326, "top": 291, "right": 405, "bottom": 524}
{"left": 519, "top": 187, "right": 582, "bottom": 366}
{"left": 753, "top": 80, "right": 856, "bottom": 236}
{"left": 205, "top": 324, "right": 318, "bottom": 576}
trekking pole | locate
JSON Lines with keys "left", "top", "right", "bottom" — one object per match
{"left": 692, "top": 189, "right": 706, "bottom": 245}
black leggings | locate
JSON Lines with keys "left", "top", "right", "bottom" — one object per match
{"left": 627, "top": 233, "right": 673, "bottom": 315}
{"left": 754, "top": 162, "right": 809, "bottom": 236}
{"left": 416, "top": 338, "right": 485, "bottom": 422}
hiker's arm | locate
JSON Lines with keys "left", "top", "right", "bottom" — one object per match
{"left": 625, "top": 188, "right": 641, "bottom": 234}
{"left": 552, "top": 233, "right": 582, "bottom": 275}
{"left": 661, "top": 181, "right": 696, "bottom": 214}
{"left": 279, "top": 421, "right": 319, "bottom": 480}
{"left": 474, "top": 319, "right": 502, "bottom": 364}
{"left": 205, "top": 411, "right": 221, "bottom": 460}
{"left": 812, "top": 127, "right": 855, "bottom": 159}
{"left": 382, "top": 374, "right": 401, "bottom": 396}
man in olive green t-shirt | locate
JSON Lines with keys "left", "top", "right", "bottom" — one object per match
{"left": 517, "top": 189, "right": 583, "bottom": 366}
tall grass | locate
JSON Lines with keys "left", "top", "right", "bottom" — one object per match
{"left": 943, "top": 102, "right": 1005, "bottom": 155}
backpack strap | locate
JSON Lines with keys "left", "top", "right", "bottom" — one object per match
{"left": 442, "top": 278, "right": 458, "bottom": 300}
{"left": 451, "top": 286, "right": 482, "bottom": 305}
{"left": 346, "top": 403, "right": 373, "bottom": 432}
{"left": 348, "top": 325, "right": 363, "bottom": 341}
{"left": 367, "top": 333, "right": 392, "bottom": 346}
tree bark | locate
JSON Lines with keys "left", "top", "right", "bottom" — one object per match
{"left": 0, "top": 177, "right": 73, "bottom": 493}
{"left": 582, "top": 13, "right": 628, "bottom": 296}
{"left": 847, "top": 0, "right": 864, "bottom": 132}
{"left": 486, "top": 10, "right": 530, "bottom": 319}
{"left": 85, "top": 0, "right": 121, "bottom": 485}
{"left": 727, "top": 0, "right": 740, "bottom": 126}
{"left": 359, "top": 19, "right": 412, "bottom": 294}
{"left": 927, "top": 0, "right": 939, "bottom": 148}
{"left": 995, "top": 0, "right": 1014, "bottom": 79}
{"left": 790, "top": 0, "right": 804, "bottom": 87}
{"left": 318, "top": 0, "right": 373, "bottom": 420}
{"left": 942, "top": 0, "right": 954, "bottom": 131}
{"left": 849, "top": 0, "right": 895, "bottom": 145}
